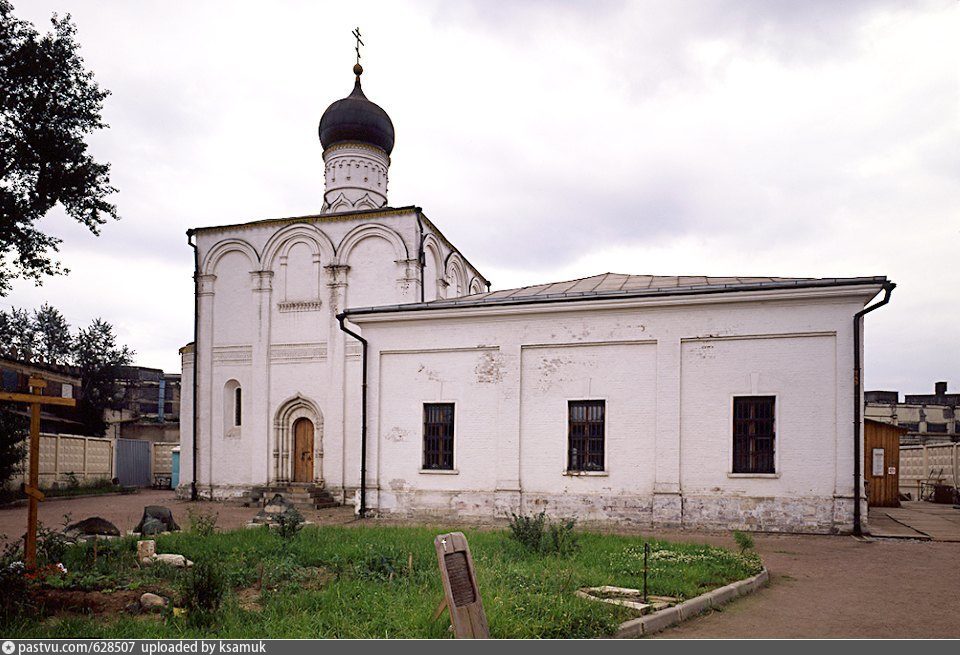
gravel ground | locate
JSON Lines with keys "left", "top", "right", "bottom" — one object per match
{"left": 2, "top": 490, "right": 958, "bottom": 638}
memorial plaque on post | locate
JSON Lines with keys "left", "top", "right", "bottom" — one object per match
{"left": 434, "top": 532, "right": 489, "bottom": 639}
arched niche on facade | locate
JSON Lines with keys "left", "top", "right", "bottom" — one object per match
{"left": 338, "top": 224, "right": 410, "bottom": 309}
{"left": 261, "top": 224, "right": 336, "bottom": 305}
{"left": 422, "top": 234, "right": 444, "bottom": 302}
{"left": 468, "top": 277, "right": 484, "bottom": 295}
{"left": 201, "top": 238, "right": 260, "bottom": 276}
{"left": 445, "top": 251, "right": 467, "bottom": 298}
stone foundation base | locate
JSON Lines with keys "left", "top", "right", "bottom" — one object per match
{"left": 374, "top": 489, "right": 855, "bottom": 534}
{"left": 177, "top": 484, "right": 858, "bottom": 533}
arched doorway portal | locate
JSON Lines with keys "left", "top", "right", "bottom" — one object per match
{"left": 293, "top": 417, "right": 314, "bottom": 483}
{"left": 272, "top": 394, "right": 323, "bottom": 485}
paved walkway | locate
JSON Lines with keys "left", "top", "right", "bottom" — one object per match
{"left": 2, "top": 492, "right": 959, "bottom": 637}
{"left": 868, "top": 501, "right": 960, "bottom": 542}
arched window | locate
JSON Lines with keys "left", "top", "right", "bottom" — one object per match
{"left": 223, "top": 380, "right": 241, "bottom": 436}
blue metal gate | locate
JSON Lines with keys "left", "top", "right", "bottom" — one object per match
{"left": 115, "top": 438, "right": 151, "bottom": 487}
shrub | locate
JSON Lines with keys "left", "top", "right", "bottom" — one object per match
{"left": 181, "top": 558, "right": 226, "bottom": 626}
{"left": 508, "top": 511, "right": 579, "bottom": 555}
{"left": 544, "top": 519, "right": 579, "bottom": 556}
{"left": 732, "top": 530, "right": 754, "bottom": 554}
{"left": 0, "top": 560, "right": 29, "bottom": 626}
{"left": 187, "top": 507, "right": 218, "bottom": 537}
{"left": 508, "top": 511, "right": 547, "bottom": 551}
{"left": 36, "top": 517, "right": 72, "bottom": 567}
{"left": 275, "top": 508, "right": 304, "bottom": 540}
{"left": 0, "top": 538, "right": 30, "bottom": 626}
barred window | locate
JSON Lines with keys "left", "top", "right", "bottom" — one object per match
{"left": 733, "top": 396, "right": 775, "bottom": 474}
{"left": 568, "top": 400, "right": 605, "bottom": 472}
{"left": 423, "top": 403, "right": 454, "bottom": 470}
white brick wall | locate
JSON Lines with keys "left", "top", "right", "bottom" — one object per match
{"left": 180, "top": 209, "right": 485, "bottom": 501}
{"left": 181, "top": 207, "right": 882, "bottom": 533}
{"left": 357, "top": 289, "right": 876, "bottom": 533}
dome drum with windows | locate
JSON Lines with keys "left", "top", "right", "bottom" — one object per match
{"left": 319, "top": 64, "right": 396, "bottom": 213}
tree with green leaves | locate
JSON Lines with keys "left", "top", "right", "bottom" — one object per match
{"left": 0, "top": 0, "right": 118, "bottom": 296}
{"left": 0, "top": 306, "right": 35, "bottom": 359}
{"left": 30, "top": 303, "right": 72, "bottom": 364}
{"left": 73, "top": 317, "right": 133, "bottom": 435}
{"left": 1, "top": 306, "right": 133, "bottom": 436}
{"left": 0, "top": 401, "right": 27, "bottom": 499}
{"left": 0, "top": 303, "right": 71, "bottom": 363}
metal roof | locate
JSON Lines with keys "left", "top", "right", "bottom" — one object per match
{"left": 344, "top": 272, "right": 889, "bottom": 316}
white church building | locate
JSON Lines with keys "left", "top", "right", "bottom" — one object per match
{"left": 180, "top": 62, "right": 894, "bottom": 534}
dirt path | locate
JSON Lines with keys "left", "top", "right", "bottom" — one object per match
{"left": 654, "top": 532, "right": 960, "bottom": 638}
{"left": 0, "top": 489, "right": 356, "bottom": 540}
{"left": 2, "top": 492, "right": 958, "bottom": 638}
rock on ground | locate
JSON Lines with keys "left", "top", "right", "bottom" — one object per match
{"left": 63, "top": 516, "right": 121, "bottom": 538}
{"left": 133, "top": 506, "right": 180, "bottom": 533}
{"left": 136, "top": 539, "right": 156, "bottom": 563}
{"left": 139, "top": 592, "right": 167, "bottom": 611}
{"left": 147, "top": 553, "right": 193, "bottom": 568}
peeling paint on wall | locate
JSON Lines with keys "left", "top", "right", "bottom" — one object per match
{"left": 693, "top": 343, "right": 715, "bottom": 359}
{"left": 385, "top": 427, "right": 409, "bottom": 442}
{"left": 475, "top": 351, "right": 505, "bottom": 384}
{"left": 417, "top": 364, "right": 442, "bottom": 382}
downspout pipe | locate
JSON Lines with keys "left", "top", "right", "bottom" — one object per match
{"left": 336, "top": 312, "right": 368, "bottom": 518}
{"left": 416, "top": 210, "right": 426, "bottom": 303}
{"left": 852, "top": 281, "right": 895, "bottom": 536}
{"left": 186, "top": 229, "right": 200, "bottom": 502}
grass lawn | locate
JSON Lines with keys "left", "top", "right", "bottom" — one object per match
{"left": 3, "top": 524, "right": 762, "bottom": 638}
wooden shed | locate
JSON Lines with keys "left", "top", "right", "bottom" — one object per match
{"left": 864, "top": 419, "right": 909, "bottom": 507}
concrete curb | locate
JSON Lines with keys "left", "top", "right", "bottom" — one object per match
{"left": 615, "top": 568, "right": 769, "bottom": 638}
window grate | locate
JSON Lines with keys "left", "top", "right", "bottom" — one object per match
{"left": 423, "top": 403, "right": 454, "bottom": 470}
{"left": 568, "top": 400, "right": 605, "bottom": 471}
{"left": 733, "top": 396, "right": 775, "bottom": 474}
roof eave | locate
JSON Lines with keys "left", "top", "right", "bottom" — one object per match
{"left": 190, "top": 205, "right": 422, "bottom": 236}
{"left": 343, "top": 277, "right": 889, "bottom": 323}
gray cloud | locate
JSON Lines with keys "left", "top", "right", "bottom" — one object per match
{"left": 6, "top": 0, "right": 956, "bottom": 392}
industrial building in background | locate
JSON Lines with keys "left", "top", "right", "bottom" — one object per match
{"left": 0, "top": 355, "right": 83, "bottom": 434}
{"left": 104, "top": 366, "right": 181, "bottom": 443}
{"left": 866, "top": 381, "right": 958, "bottom": 445}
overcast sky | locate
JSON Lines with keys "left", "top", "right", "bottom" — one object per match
{"left": 6, "top": 0, "right": 958, "bottom": 393}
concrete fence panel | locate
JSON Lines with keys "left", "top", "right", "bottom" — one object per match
{"left": 900, "top": 443, "right": 959, "bottom": 498}
{"left": 152, "top": 442, "right": 176, "bottom": 477}
{"left": 5, "top": 433, "right": 114, "bottom": 489}
{"left": 151, "top": 442, "right": 178, "bottom": 487}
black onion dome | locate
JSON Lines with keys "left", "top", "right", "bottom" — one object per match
{"left": 319, "top": 71, "right": 395, "bottom": 155}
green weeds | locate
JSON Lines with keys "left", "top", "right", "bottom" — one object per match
{"left": 6, "top": 524, "right": 761, "bottom": 638}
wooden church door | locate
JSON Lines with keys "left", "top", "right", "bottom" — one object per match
{"left": 293, "top": 417, "right": 314, "bottom": 483}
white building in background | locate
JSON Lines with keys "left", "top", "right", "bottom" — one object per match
{"left": 180, "top": 62, "right": 893, "bottom": 533}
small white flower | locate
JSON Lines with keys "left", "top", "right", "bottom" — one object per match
{"left": 56, "top": 562, "right": 68, "bottom": 574}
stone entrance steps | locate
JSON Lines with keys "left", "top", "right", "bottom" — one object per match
{"left": 241, "top": 484, "right": 338, "bottom": 511}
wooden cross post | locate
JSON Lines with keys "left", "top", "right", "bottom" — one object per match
{"left": 0, "top": 376, "right": 76, "bottom": 569}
